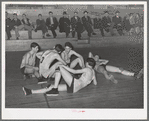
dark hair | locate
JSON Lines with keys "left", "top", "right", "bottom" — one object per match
{"left": 22, "top": 13, "right": 26, "bottom": 16}
{"left": 104, "top": 11, "right": 109, "bottom": 14}
{"left": 13, "top": 13, "right": 17, "bottom": 16}
{"left": 63, "top": 11, "right": 67, "bottom": 15}
{"left": 30, "top": 42, "right": 40, "bottom": 51}
{"left": 49, "top": 11, "right": 53, "bottom": 14}
{"left": 86, "top": 58, "right": 96, "bottom": 68}
{"left": 65, "top": 42, "right": 73, "bottom": 50}
{"left": 74, "top": 11, "right": 78, "bottom": 14}
{"left": 38, "top": 14, "right": 42, "bottom": 17}
{"left": 54, "top": 44, "right": 64, "bottom": 54}
{"left": 83, "top": 11, "right": 88, "bottom": 14}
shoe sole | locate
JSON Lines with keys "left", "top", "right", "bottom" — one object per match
{"left": 46, "top": 94, "right": 59, "bottom": 96}
{"left": 38, "top": 81, "right": 47, "bottom": 84}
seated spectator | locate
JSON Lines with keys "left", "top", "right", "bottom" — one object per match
{"left": 11, "top": 13, "right": 22, "bottom": 40}
{"left": 59, "top": 11, "right": 71, "bottom": 38}
{"left": 123, "top": 13, "right": 132, "bottom": 34}
{"left": 93, "top": 14, "right": 104, "bottom": 37}
{"left": 46, "top": 11, "right": 58, "bottom": 38}
{"left": 102, "top": 11, "right": 114, "bottom": 36}
{"left": 34, "top": 14, "right": 50, "bottom": 38}
{"left": 6, "top": 12, "right": 12, "bottom": 40}
{"left": 112, "top": 11, "right": 123, "bottom": 36}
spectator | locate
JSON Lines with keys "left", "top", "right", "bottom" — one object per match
{"left": 93, "top": 14, "right": 104, "bottom": 37}
{"left": 34, "top": 14, "right": 50, "bottom": 38}
{"left": 71, "top": 11, "right": 83, "bottom": 40}
{"left": 59, "top": 11, "right": 71, "bottom": 38}
{"left": 123, "top": 13, "right": 132, "bottom": 34}
{"left": 11, "top": 13, "right": 22, "bottom": 40}
{"left": 6, "top": 12, "right": 12, "bottom": 40}
{"left": 102, "top": 11, "right": 114, "bottom": 36}
{"left": 82, "top": 11, "right": 93, "bottom": 37}
{"left": 46, "top": 11, "right": 58, "bottom": 38}
{"left": 112, "top": 11, "right": 123, "bottom": 36}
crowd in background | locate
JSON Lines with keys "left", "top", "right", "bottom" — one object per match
{"left": 5, "top": 10, "right": 144, "bottom": 40}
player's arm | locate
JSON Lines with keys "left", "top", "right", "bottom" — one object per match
{"left": 36, "top": 51, "right": 44, "bottom": 59}
{"left": 88, "top": 52, "right": 94, "bottom": 58}
{"left": 98, "top": 59, "right": 109, "bottom": 65}
{"left": 60, "top": 65, "right": 86, "bottom": 74}
{"left": 55, "top": 54, "right": 67, "bottom": 66}
{"left": 92, "top": 70, "right": 97, "bottom": 85}
{"left": 71, "top": 51, "right": 85, "bottom": 68}
{"left": 61, "top": 51, "right": 65, "bottom": 61}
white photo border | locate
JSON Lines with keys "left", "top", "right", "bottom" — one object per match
{"left": 2, "top": 1, "right": 147, "bottom": 120}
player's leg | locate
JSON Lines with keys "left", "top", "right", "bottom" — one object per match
{"left": 106, "top": 65, "right": 135, "bottom": 76}
{"left": 70, "top": 58, "right": 83, "bottom": 68}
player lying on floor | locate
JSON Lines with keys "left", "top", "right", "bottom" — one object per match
{"left": 20, "top": 42, "right": 41, "bottom": 80}
{"left": 36, "top": 44, "right": 67, "bottom": 84}
{"left": 22, "top": 58, "right": 97, "bottom": 96}
{"left": 61, "top": 42, "right": 85, "bottom": 68}
{"left": 89, "top": 52, "right": 143, "bottom": 84}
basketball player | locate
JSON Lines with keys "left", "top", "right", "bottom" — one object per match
{"left": 22, "top": 58, "right": 97, "bottom": 96}
{"left": 20, "top": 42, "right": 40, "bottom": 80}
{"left": 89, "top": 52, "right": 143, "bottom": 83}
{"left": 36, "top": 44, "right": 67, "bottom": 84}
{"left": 61, "top": 42, "right": 85, "bottom": 69}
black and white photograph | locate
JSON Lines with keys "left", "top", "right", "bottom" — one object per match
{"left": 2, "top": 1, "right": 147, "bottom": 120}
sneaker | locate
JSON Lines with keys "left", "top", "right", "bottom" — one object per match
{"left": 136, "top": 69, "right": 143, "bottom": 79}
{"left": 22, "top": 87, "right": 32, "bottom": 96}
{"left": 46, "top": 88, "right": 59, "bottom": 96}
{"left": 109, "top": 75, "right": 118, "bottom": 84}
{"left": 38, "top": 78, "right": 47, "bottom": 84}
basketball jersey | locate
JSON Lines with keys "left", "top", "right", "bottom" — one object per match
{"left": 73, "top": 68, "right": 94, "bottom": 93}
{"left": 39, "top": 50, "right": 56, "bottom": 77}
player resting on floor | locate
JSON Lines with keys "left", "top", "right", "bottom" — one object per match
{"left": 22, "top": 58, "right": 97, "bottom": 96}
{"left": 36, "top": 44, "right": 67, "bottom": 84}
{"left": 61, "top": 42, "right": 85, "bottom": 68}
{"left": 89, "top": 52, "right": 143, "bottom": 83}
{"left": 20, "top": 42, "right": 41, "bottom": 80}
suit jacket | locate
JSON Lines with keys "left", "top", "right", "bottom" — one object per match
{"left": 112, "top": 16, "right": 122, "bottom": 25}
{"left": 11, "top": 18, "right": 22, "bottom": 28}
{"left": 36, "top": 19, "right": 46, "bottom": 27}
{"left": 59, "top": 17, "right": 70, "bottom": 33}
{"left": 102, "top": 16, "right": 112, "bottom": 28}
{"left": 93, "top": 18, "right": 103, "bottom": 29}
{"left": 81, "top": 16, "right": 93, "bottom": 33}
{"left": 46, "top": 17, "right": 58, "bottom": 30}
{"left": 71, "top": 16, "right": 84, "bottom": 33}
{"left": 6, "top": 17, "right": 12, "bottom": 29}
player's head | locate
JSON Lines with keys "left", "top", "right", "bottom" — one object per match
{"left": 54, "top": 44, "right": 64, "bottom": 54}
{"left": 22, "top": 13, "right": 27, "bottom": 19}
{"left": 115, "top": 11, "right": 120, "bottom": 16}
{"left": 13, "top": 13, "right": 17, "bottom": 19}
{"left": 65, "top": 42, "right": 73, "bottom": 52}
{"left": 38, "top": 14, "right": 42, "bottom": 19}
{"left": 104, "top": 11, "right": 109, "bottom": 16}
{"left": 94, "top": 54, "right": 101, "bottom": 61}
{"left": 86, "top": 58, "right": 96, "bottom": 68}
{"left": 30, "top": 42, "right": 40, "bottom": 52}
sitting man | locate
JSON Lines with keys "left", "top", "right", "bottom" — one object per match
{"left": 36, "top": 44, "right": 67, "bottom": 84}
{"left": 22, "top": 58, "right": 97, "bottom": 96}
{"left": 61, "top": 42, "right": 85, "bottom": 69}
{"left": 20, "top": 42, "right": 41, "bottom": 80}
{"left": 34, "top": 14, "right": 50, "bottom": 38}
